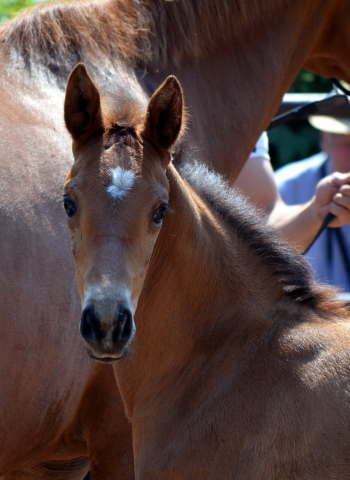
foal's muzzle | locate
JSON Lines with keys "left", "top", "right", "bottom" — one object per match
{"left": 80, "top": 303, "right": 135, "bottom": 362}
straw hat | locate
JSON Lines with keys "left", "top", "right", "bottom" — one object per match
{"left": 309, "top": 115, "right": 350, "bottom": 134}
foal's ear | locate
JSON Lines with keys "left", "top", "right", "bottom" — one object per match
{"left": 141, "top": 76, "right": 184, "bottom": 157}
{"left": 64, "top": 63, "right": 104, "bottom": 144}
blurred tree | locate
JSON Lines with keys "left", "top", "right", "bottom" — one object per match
{"left": 289, "top": 69, "right": 333, "bottom": 93}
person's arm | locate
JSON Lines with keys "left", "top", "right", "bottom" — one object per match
{"left": 234, "top": 156, "right": 278, "bottom": 215}
{"left": 234, "top": 157, "right": 350, "bottom": 251}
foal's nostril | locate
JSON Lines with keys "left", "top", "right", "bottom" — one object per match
{"left": 80, "top": 303, "right": 133, "bottom": 349}
{"left": 80, "top": 305, "right": 101, "bottom": 341}
{"left": 114, "top": 307, "right": 133, "bottom": 342}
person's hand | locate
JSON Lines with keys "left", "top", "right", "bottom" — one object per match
{"left": 313, "top": 172, "right": 350, "bottom": 227}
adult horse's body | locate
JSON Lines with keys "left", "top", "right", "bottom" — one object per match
{"left": 0, "top": 78, "right": 134, "bottom": 479}
{"left": 63, "top": 65, "right": 350, "bottom": 479}
{"left": 3, "top": 0, "right": 350, "bottom": 476}
{"left": 0, "top": 18, "right": 135, "bottom": 480}
{"left": 3, "top": 0, "right": 350, "bottom": 179}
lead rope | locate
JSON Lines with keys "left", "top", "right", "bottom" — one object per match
{"left": 302, "top": 160, "right": 335, "bottom": 255}
{"left": 331, "top": 78, "right": 350, "bottom": 96}
{"left": 302, "top": 212, "right": 335, "bottom": 255}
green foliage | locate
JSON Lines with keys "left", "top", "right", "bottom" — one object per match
{"left": 289, "top": 69, "right": 333, "bottom": 94}
{"left": 0, "top": 0, "right": 41, "bottom": 23}
{"left": 269, "top": 121, "right": 320, "bottom": 170}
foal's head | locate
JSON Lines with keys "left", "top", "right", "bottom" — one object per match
{"left": 63, "top": 64, "right": 184, "bottom": 362}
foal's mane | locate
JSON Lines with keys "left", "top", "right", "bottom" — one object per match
{"left": 0, "top": 0, "right": 283, "bottom": 79}
{"left": 176, "top": 159, "right": 344, "bottom": 315}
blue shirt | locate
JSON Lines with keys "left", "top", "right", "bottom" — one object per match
{"left": 275, "top": 153, "right": 350, "bottom": 292}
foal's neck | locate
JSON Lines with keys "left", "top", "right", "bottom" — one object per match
{"left": 118, "top": 165, "right": 278, "bottom": 391}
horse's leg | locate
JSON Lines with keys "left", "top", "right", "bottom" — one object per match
{"left": 37, "top": 362, "right": 134, "bottom": 480}
{"left": 74, "top": 363, "right": 134, "bottom": 480}
{"left": 1, "top": 363, "right": 133, "bottom": 480}
{"left": 0, "top": 460, "right": 89, "bottom": 480}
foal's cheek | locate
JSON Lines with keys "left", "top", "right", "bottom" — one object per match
{"left": 68, "top": 226, "right": 82, "bottom": 257}
{"left": 75, "top": 275, "right": 85, "bottom": 303}
{"left": 131, "top": 233, "right": 160, "bottom": 297}
{"left": 68, "top": 229, "right": 77, "bottom": 256}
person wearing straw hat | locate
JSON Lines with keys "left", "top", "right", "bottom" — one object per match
{"left": 273, "top": 116, "right": 350, "bottom": 290}
{"left": 236, "top": 125, "right": 350, "bottom": 290}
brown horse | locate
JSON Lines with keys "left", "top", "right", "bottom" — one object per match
{"left": 3, "top": 0, "right": 350, "bottom": 477}
{"left": 4, "top": 0, "right": 350, "bottom": 179}
{"left": 63, "top": 63, "right": 350, "bottom": 479}
{"left": 0, "top": 8, "right": 135, "bottom": 480}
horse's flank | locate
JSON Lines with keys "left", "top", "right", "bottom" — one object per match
{"left": 3, "top": 0, "right": 350, "bottom": 179}
{"left": 2, "top": 0, "right": 346, "bottom": 83}
{"left": 0, "top": 0, "right": 280, "bottom": 72}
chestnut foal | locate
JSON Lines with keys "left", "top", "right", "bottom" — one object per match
{"left": 64, "top": 64, "right": 350, "bottom": 479}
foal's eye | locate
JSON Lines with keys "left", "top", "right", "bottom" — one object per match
{"left": 152, "top": 205, "right": 169, "bottom": 225}
{"left": 63, "top": 197, "right": 77, "bottom": 218}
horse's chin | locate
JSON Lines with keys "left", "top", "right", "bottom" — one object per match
{"left": 86, "top": 346, "right": 130, "bottom": 363}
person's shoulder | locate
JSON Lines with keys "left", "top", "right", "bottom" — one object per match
{"left": 275, "top": 152, "right": 327, "bottom": 186}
